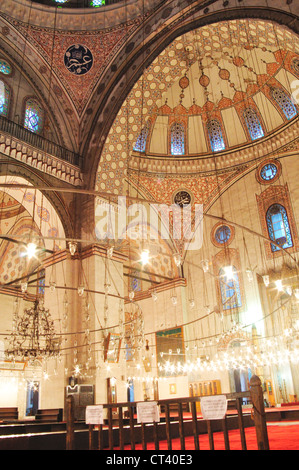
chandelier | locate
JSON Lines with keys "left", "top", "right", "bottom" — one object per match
{"left": 6, "top": 300, "right": 60, "bottom": 361}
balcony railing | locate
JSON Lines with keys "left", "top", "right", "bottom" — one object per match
{"left": 0, "top": 115, "right": 83, "bottom": 169}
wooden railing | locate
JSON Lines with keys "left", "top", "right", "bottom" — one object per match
{"left": 65, "top": 375, "right": 269, "bottom": 451}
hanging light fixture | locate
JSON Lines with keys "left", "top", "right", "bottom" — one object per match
{"left": 25, "top": 242, "right": 37, "bottom": 259}
{"left": 200, "top": 259, "right": 209, "bottom": 273}
{"left": 68, "top": 241, "right": 77, "bottom": 256}
{"left": 6, "top": 300, "right": 60, "bottom": 361}
{"left": 223, "top": 265, "right": 234, "bottom": 281}
{"left": 78, "top": 286, "right": 85, "bottom": 297}
{"left": 275, "top": 279, "right": 283, "bottom": 292}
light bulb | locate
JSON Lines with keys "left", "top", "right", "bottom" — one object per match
{"left": 78, "top": 286, "right": 85, "bottom": 296}
{"left": 189, "top": 299, "right": 195, "bottom": 308}
{"left": 151, "top": 290, "right": 158, "bottom": 301}
{"left": 49, "top": 282, "right": 56, "bottom": 293}
{"left": 21, "top": 282, "right": 27, "bottom": 293}
{"left": 129, "top": 291, "right": 135, "bottom": 301}
{"left": 202, "top": 260, "right": 209, "bottom": 273}
{"left": 26, "top": 242, "right": 37, "bottom": 259}
{"left": 68, "top": 241, "right": 77, "bottom": 256}
{"left": 286, "top": 286, "right": 292, "bottom": 296}
{"left": 140, "top": 249, "right": 149, "bottom": 266}
{"left": 223, "top": 265, "right": 234, "bottom": 280}
{"left": 263, "top": 275, "right": 270, "bottom": 287}
{"left": 275, "top": 279, "right": 283, "bottom": 291}
{"left": 171, "top": 295, "right": 177, "bottom": 306}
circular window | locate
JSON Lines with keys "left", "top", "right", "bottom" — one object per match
{"left": 215, "top": 225, "right": 231, "bottom": 244}
{"left": 212, "top": 223, "right": 235, "bottom": 247}
{"left": 260, "top": 163, "right": 278, "bottom": 181}
{"left": 64, "top": 45, "right": 93, "bottom": 75}
{"left": 256, "top": 160, "right": 281, "bottom": 184}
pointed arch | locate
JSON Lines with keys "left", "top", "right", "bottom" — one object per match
{"left": 270, "top": 88, "right": 297, "bottom": 120}
{"left": 266, "top": 203, "right": 293, "bottom": 252}
{"left": 207, "top": 119, "right": 225, "bottom": 152}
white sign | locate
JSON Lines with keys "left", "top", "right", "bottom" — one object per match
{"left": 86, "top": 405, "right": 104, "bottom": 425}
{"left": 200, "top": 395, "right": 227, "bottom": 420}
{"left": 137, "top": 401, "right": 160, "bottom": 423}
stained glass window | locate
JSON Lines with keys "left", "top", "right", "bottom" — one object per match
{"left": 207, "top": 119, "right": 225, "bottom": 152}
{"left": 171, "top": 122, "right": 185, "bottom": 155}
{"left": 24, "top": 99, "right": 44, "bottom": 133}
{"left": 38, "top": 269, "right": 45, "bottom": 296}
{"left": 260, "top": 163, "right": 277, "bottom": 181}
{"left": 215, "top": 225, "right": 231, "bottom": 244}
{"left": 271, "top": 88, "right": 297, "bottom": 120}
{"left": 90, "top": 0, "right": 105, "bottom": 6}
{"left": 219, "top": 266, "right": 242, "bottom": 310}
{"left": 0, "top": 80, "right": 9, "bottom": 116}
{"left": 266, "top": 204, "right": 293, "bottom": 252}
{"left": 130, "top": 270, "right": 141, "bottom": 292}
{"left": 292, "top": 58, "right": 299, "bottom": 75}
{"left": 243, "top": 108, "right": 264, "bottom": 140}
{"left": 0, "top": 60, "right": 11, "bottom": 75}
{"left": 133, "top": 122, "right": 150, "bottom": 153}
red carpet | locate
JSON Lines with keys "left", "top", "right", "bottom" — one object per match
{"left": 120, "top": 423, "right": 299, "bottom": 450}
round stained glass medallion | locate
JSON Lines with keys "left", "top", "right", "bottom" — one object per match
{"left": 64, "top": 45, "right": 93, "bottom": 75}
{"left": 215, "top": 225, "right": 231, "bottom": 244}
{"left": 260, "top": 163, "right": 278, "bottom": 181}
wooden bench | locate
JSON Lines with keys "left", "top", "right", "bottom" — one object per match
{"left": 0, "top": 407, "right": 18, "bottom": 420}
{"left": 35, "top": 409, "right": 63, "bottom": 422}
{"left": 160, "top": 402, "right": 189, "bottom": 413}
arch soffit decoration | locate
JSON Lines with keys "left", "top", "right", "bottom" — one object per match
{"left": 0, "top": 162, "right": 73, "bottom": 241}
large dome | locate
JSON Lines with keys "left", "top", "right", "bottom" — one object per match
{"left": 104, "top": 19, "right": 299, "bottom": 161}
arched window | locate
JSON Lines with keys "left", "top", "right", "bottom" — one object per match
{"left": 0, "top": 80, "right": 9, "bottom": 117}
{"left": 133, "top": 122, "right": 150, "bottom": 153}
{"left": 207, "top": 119, "right": 225, "bottom": 152}
{"left": 0, "top": 59, "right": 12, "bottom": 75}
{"left": 243, "top": 108, "right": 264, "bottom": 140}
{"left": 219, "top": 266, "right": 242, "bottom": 310}
{"left": 24, "top": 98, "right": 44, "bottom": 133}
{"left": 171, "top": 122, "right": 185, "bottom": 155}
{"left": 271, "top": 88, "right": 297, "bottom": 120}
{"left": 266, "top": 204, "right": 293, "bottom": 252}
{"left": 38, "top": 269, "right": 45, "bottom": 296}
{"left": 130, "top": 270, "right": 141, "bottom": 293}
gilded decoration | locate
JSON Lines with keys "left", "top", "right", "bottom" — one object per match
{"left": 256, "top": 184, "right": 299, "bottom": 258}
